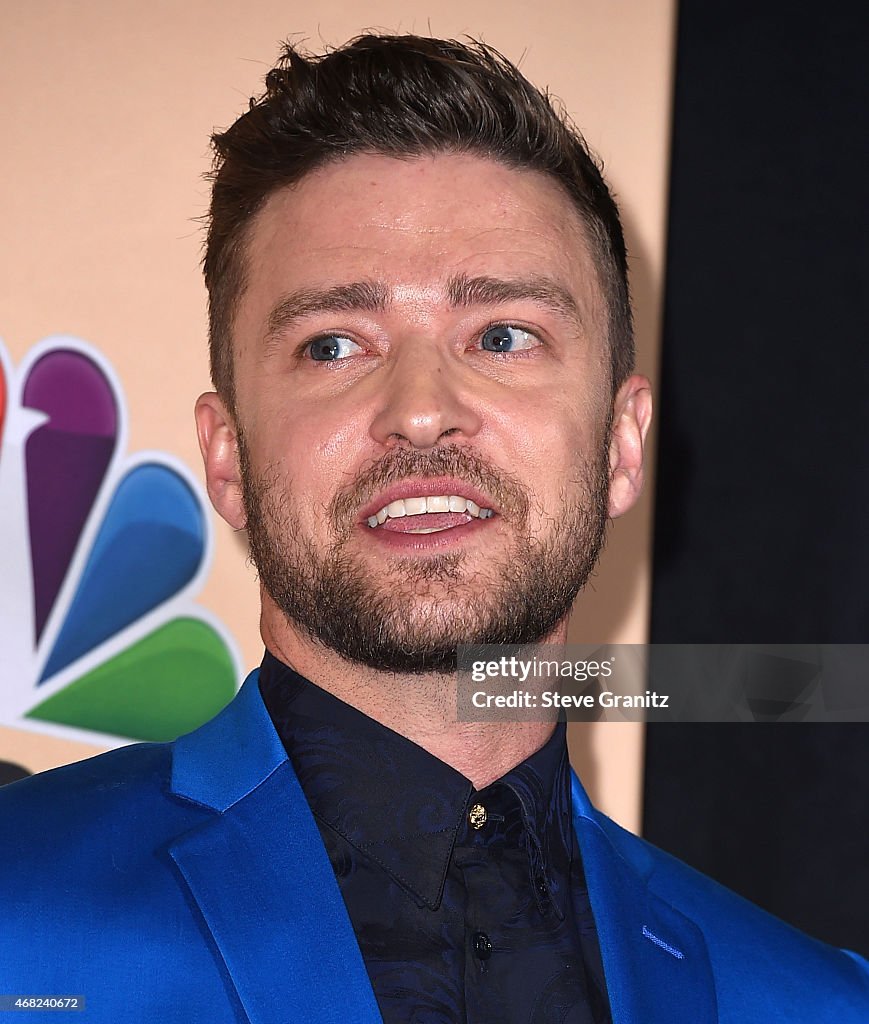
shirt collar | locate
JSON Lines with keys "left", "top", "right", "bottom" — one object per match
{"left": 258, "top": 650, "right": 574, "bottom": 916}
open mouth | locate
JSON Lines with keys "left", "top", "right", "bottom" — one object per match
{"left": 365, "top": 494, "right": 495, "bottom": 535}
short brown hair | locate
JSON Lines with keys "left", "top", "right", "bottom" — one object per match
{"left": 204, "top": 34, "right": 633, "bottom": 413}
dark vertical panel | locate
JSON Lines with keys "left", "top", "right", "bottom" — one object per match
{"left": 646, "top": 0, "right": 869, "bottom": 955}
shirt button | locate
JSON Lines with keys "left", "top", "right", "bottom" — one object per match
{"left": 468, "top": 803, "right": 487, "bottom": 829}
{"left": 472, "top": 931, "right": 493, "bottom": 960}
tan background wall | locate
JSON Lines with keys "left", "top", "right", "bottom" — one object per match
{"left": 0, "top": 0, "right": 676, "bottom": 832}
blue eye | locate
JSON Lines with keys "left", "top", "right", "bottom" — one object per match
{"left": 307, "top": 335, "right": 363, "bottom": 361}
{"left": 480, "top": 325, "right": 538, "bottom": 353}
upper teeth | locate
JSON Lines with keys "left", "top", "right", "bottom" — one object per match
{"left": 367, "top": 495, "right": 495, "bottom": 528}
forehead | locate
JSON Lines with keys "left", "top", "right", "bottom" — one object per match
{"left": 239, "top": 152, "right": 606, "bottom": 324}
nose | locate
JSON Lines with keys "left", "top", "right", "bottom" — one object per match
{"left": 368, "top": 343, "right": 482, "bottom": 449}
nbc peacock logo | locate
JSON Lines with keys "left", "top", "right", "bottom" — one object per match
{"left": 0, "top": 335, "right": 241, "bottom": 748}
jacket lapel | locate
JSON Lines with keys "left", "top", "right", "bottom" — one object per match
{"left": 168, "top": 672, "right": 383, "bottom": 1024}
{"left": 570, "top": 771, "right": 718, "bottom": 1024}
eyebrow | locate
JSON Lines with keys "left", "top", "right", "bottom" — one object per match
{"left": 263, "top": 272, "right": 584, "bottom": 343}
{"left": 447, "top": 273, "right": 584, "bottom": 331}
{"left": 265, "top": 280, "right": 390, "bottom": 341}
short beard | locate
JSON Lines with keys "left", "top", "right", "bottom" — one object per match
{"left": 239, "top": 437, "right": 611, "bottom": 674}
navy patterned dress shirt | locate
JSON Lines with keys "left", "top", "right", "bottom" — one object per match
{"left": 259, "top": 651, "right": 611, "bottom": 1024}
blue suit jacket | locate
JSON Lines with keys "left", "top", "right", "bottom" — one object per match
{"left": 1, "top": 671, "right": 867, "bottom": 1022}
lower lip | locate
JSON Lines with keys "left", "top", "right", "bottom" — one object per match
{"left": 359, "top": 514, "right": 493, "bottom": 551}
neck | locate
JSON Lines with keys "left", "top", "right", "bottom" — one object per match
{"left": 260, "top": 596, "right": 566, "bottom": 789}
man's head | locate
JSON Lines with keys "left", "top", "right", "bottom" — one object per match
{"left": 203, "top": 34, "right": 634, "bottom": 416}
{"left": 195, "top": 36, "right": 651, "bottom": 673}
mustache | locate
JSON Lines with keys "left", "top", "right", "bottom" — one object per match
{"left": 329, "top": 445, "right": 531, "bottom": 535}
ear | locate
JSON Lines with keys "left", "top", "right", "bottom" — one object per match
{"left": 607, "top": 374, "right": 653, "bottom": 519}
{"left": 194, "top": 392, "right": 246, "bottom": 531}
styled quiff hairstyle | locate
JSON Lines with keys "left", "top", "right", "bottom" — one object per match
{"left": 204, "top": 34, "right": 633, "bottom": 414}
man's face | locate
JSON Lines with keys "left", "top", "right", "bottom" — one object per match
{"left": 203, "top": 153, "right": 641, "bottom": 672}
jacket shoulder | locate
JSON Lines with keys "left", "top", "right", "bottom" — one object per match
{"left": 0, "top": 742, "right": 170, "bottom": 828}
{"left": 0, "top": 743, "right": 239, "bottom": 1017}
{"left": 593, "top": 810, "right": 869, "bottom": 1017}
{"left": 0, "top": 741, "right": 209, "bottom": 879}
